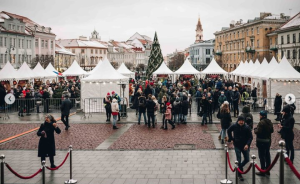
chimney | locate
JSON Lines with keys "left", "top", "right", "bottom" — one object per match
{"left": 79, "top": 36, "right": 88, "bottom": 41}
{"left": 49, "top": 27, "right": 51, "bottom": 33}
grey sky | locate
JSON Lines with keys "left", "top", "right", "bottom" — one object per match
{"left": 1, "top": 0, "right": 299, "bottom": 55}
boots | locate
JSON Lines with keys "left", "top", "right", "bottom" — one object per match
{"left": 221, "top": 139, "right": 224, "bottom": 144}
{"left": 113, "top": 126, "right": 118, "bottom": 130}
{"left": 225, "top": 137, "right": 228, "bottom": 141}
{"left": 218, "top": 135, "right": 221, "bottom": 140}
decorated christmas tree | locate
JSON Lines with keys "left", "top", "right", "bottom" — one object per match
{"left": 146, "top": 32, "right": 164, "bottom": 79}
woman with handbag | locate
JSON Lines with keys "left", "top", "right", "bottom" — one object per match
{"left": 103, "top": 93, "right": 112, "bottom": 122}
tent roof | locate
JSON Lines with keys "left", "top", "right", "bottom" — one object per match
{"left": 249, "top": 58, "right": 268, "bottom": 78}
{"left": 230, "top": 61, "right": 245, "bottom": 75}
{"left": 241, "top": 59, "right": 260, "bottom": 77}
{"left": 32, "top": 62, "right": 55, "bottom": 78}
{"left": 14, "top": 62, "right": 35, "bottom": 80}
{"left": 0, "top": 62, "right": 17, "bottom": 81}
{"left": 262, "top": 56, "right": 300, "bottom": 81}
{"left": 236, "top": 60, "right": 253, "bottom": 76}
{"left": 63, "top": 60, "right": 87, "bottom": 76}
{"left": 257, "top": 56, "right": 279, "bottom": 79}
{"left": 82, "top": 58, "right": 128, "bottom": 82}
{"left": 45, "top": 63, "right": 59, "bottom": 77}
{"left": 89, "top": 60, "right": 103, "bottom": 74}
{"left": 117, "top": 63, "right": 134, "bottom": 74}
{"left": 153, "top": 61, "right": 174, "bottom": 75}
{"left": 202, "top": 58, "right": 227, "bottom": 74}
{"left": 174, "top": 58, "right": 200, "bottom": 74}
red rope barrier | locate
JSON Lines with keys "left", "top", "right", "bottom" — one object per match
{"left": 254, "top": 153, "right": 280, "bottom": 173}
{"left": 46, "top": 152, "right": 70, "bottom": 171}
{"left": 237, "top": 164, "right": 252, "bottom": 174}
{"left": 285, "top": 157, "right": 300, "bottom": 180}
{"left": 5, "top": 163, "right": 42, "bottom": 179}
{"left": 226, "top": 152, "right": 236, "bottom": 172}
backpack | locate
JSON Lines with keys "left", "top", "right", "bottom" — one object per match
{"left": 244, "top": 114, "right": 253, "bottom": 129}
{"left": 139, "top": 97, "right": 146, "bottom": 108}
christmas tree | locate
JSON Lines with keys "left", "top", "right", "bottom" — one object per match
{"left": 146, "top": 32, "right": 164, "bottom": 79}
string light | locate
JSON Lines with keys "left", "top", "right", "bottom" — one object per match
{"left": 110, "top": 82, "right": 112, "bottom": 84}
{"left": 103, "top": 82, "right": 106, "bottom": 85}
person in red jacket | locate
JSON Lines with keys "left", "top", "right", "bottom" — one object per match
{"left": 164, "top": 102, "right": 175, "bottom": 130}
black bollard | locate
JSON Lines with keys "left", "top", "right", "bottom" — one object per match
{"left": 235, "top": 161, "right": 239, "bottom": 184}
{"left": 220, "top": 145, "right": 233, "bottom": 184}
{"left": 251, "top": 155, "right": 256, "bottom": 184}
{"left": 0, "top": 155, "right": 4, "bottom": 184}
{"left": 42, "top": 160, "right": 45, "bottom": 184}
{"left": 279, "top": 140, "right": 285, "bottom": 184}
{"left": 65, "top": 145, "right": 77, "bottom": 184}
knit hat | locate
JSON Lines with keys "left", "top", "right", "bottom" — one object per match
{"left": 107, "top": 93, "right": 110, "bottom": 96}
{"left": 282, "top": 106, "right": 291, "bottom": 114}
{"left": 150, "top": 82, "right": 154, "bottom": 86}
{"left": 112, "top": 91, "right": 115, "bottom": 94}
{"left": 166, "top": 102, "right": 171, "bottom": 106}
{"left": 259, "top": 110, "right": 267, "bottom": 117}
{"left": 237, "top": 116, "right": 245, "bottom": 121}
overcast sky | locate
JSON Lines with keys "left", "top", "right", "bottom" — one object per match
{"left": 1, "top": 0, "right": 299, "bottom": 55}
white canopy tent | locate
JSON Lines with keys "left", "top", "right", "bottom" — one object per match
{"left": 0, "top": 62, "right": 17, "bottom": 82}
{"left": 117, "top": 63, "right": 135, "bottom": 78}
{"left": 241, "top": 60, "right": 260, "bottom": 77}
{"left": 256, "top": 56, "right": 279, "bottom": 79}
{"left": 62, "top": 60, "right": 88, "bottom": 77}
{"left": 153, "top": 61, "right": 174, "bottom": 82}
{"left": 14, "top": 62, "right": 35, "bottom": 80}
{"left": 45, "top": 63, "right": 59, "bottom": 77}
{"left": 88, "top": 60, "right": 103, "bottom": 75}
{"left": 81, "top": 58, "right": 129, "bottom": 112}
{"left": 201, "top": 58, "right": 227, "bottom": 75}
{"left": 32, "top": 62, "right": 57, "bottom": 79}
{"left": 174, "top": 58, "right": 201, "bottom": 80}
{"left": 232, "top": 61, "right": 249, "bottom": 82}
{"left": 249, "top": 58, "right": 268, "bottom": 78}
{"left": 230, "top": 61, "right": 245, "bottom": 75}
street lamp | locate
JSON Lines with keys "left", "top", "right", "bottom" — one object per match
{"left": 5, "top": 45, "right": 15, "bottom": 63}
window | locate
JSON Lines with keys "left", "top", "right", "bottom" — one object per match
{"left": 50, "top": 41, "right": 53, "bottom": 49}
{"left": 238, "top": 42, "right": 240, "bottom": 49}
{"left": 251, "top": 28, "right": 254, "bottom": 35}
{"left": 293, "top": 34, "right": 296, "bottom": 43}
{"left": 21, "top": 39, "right": 24, "bottom": 48}
{"left": 281, "top": 36, "right": 284, "bottom": 44}
{"left": 287, "top": 34, "right": 290, "bottom": 44}
{"left": 4, "top": 54, "right": 7, "bottom": 62}
{"left": 35, "top": 39, "right": 38, "bottom": 48}
{"left": 17, "top": 26, "right": 19, "bottom": 31}
{"left": 8, "top": 24, "right": 11, "bottom": 30}
{"left": 29, "top": 55, "right": 31, "bottom": 62}
{"left": 72, "top": 49, "right": 75, "bottom": 53}
{"left": 4, "top": 37, "right": 6, "bottom": 47}
{"left": 257, "top": 40, "right": 259, "bottom": 48}
{"left": 29, "top": 40, "right": 31, "bottom": 49}
{"left": 95, "top": 49, "right": 98, "bottom": 54}
{"left": 81, "top": 49, "right": 84, "bottom": 54}
{"left": 237, "top": 31, "right": 239, "bottom": 38}
{"left": 242, "top": 41, "right": 244, "bottom": 49}
{"left": 292, "top": 49, "right": 296, "bottom": 59}
{"left": 104, "top": 50, "right": 106, "bottom": 54}
{"left": 45, "top": 40, "right": 48, "bottom": 48}
{"left": 206, "top": 58, "right": 210, "bottom": 64}
{"left": 206, "top": 49, "right": 210, "bottom": 55}
{"left": 275, "top": 38, "right": 278, "bottom": 45}
{"left": 270, "top": 38, "right": 272, "bottom": 46}
{"left": 0, "top": 54, "right": 3, "bottom": 64}
{"left": 91, "top": 49, "right": 93, "bottom": 54}
{"left": 234, "top": 54, "right": 236, "bottom": 61}
{"left": 257, "top": 27, "right": 259, "bottom": 35}
{"left": 287, "top": 50, "right": 290, "bottom": 59}
{"left": 281, "top": 51, "right": 284, "bottom": 58}
{"left": 13, "top": 38, "right": 16, "bottom": 47}
{"left": 41, "top": 40, "right": 44, "bottom": 48}
{"left": 18, "top": 54, "right": 21, "bottom": 62}
{"left": 0, "top": 37, "right": 2, "bottom": 47}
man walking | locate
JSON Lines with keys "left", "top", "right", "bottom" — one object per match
{"left": 227, "top": 116, "right": 253, "bottom": 181}
{"left": 146, "top": 94, "right": 156, "bottom": 128}
{"left": 61, "top": 95, "right": 72, "bottom": 130}
{"left": 254, "top": 111, "right": 273, "bottom": 176}
{"left": 232, "top": 87, "right": 240, "bottom": 117}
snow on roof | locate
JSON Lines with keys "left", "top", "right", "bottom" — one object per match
{"left": 0, "top": 12, "right": 11, "bottom": 19}
{"left": 63, "top": 60, "right": 88, "bottom": 76}
{"left": 78, "top": 40, "right": 107, "bottom": 48}
{"left": 175, "top": 58, "right": 201, "bottom": 75}
{"left": 264, "top": 15, "right": 281, "bottom": 19}
{"left": 280, "top": 12, "right": 300, "bottom": 30}
{"left": 0, "top": 62, "right": 17, "bottom": 81}
{"left": 153, "top": 61, "right": 174, "bottom": 75}
{"left": 55, "top": 44, "right": 75, "bottom": 56}
{"left": 82, "top": 58, "right": 128, "bottom": 82}
{"left": 202, "top": 58, "right": 227, "bottom": 75}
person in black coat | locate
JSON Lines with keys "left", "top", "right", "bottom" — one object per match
{"left": 61, "top": 95, "right": 73, "bottom": 130}
{"left": 181, "top": 95, "right": 189, "bottom": 124}
{"left": 200, "top": 95, "right": 209, "bottom": 125}
{"left": 146, "top": 94, "right": 156, "bottom": 128}
{"left": 133, "top": 88, "right": 142, "bottom": 115}
{"left": 144, "top": 85, "right": 152, "bottom": 98}
{"left": 138, "top": 93, "right": 147, "bottom": 125}
{"left": 274, "top": 93, "right": 282, "bottom": 121}
{"left": 103, "top": 93, "right": 112, "bottom": 122}
{"left": 37, "top": 114, "right": 61, "bottom": 168}
{"left": 219, "top": 102, "right": 232, "bottom": 144}
{"left": 42, "top": 89, "right": 50, "bottom": 113}
{"left": 279, "top": 106, "right": 295, "bottom": 163}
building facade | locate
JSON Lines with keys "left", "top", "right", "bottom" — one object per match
{"left": 0, "top": 12, "right": 35, "bottom": 69}
{"left": 2, "top": 11, "right": 56, "bottom": 69}
{"left": 55, "top": 43, "right": 75, "bottom": 72}
{"left": 189, "top": 18, "right": 214, "bottom": 70}
{"left": 268, "top": 12, "right": 300, "bottom": 66}
{"left": 214, "top": 12, "right": 289, "bottom": 72}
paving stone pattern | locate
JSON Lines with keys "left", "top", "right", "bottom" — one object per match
{"left": 0, "top": 124, "right": 123, "bottom": 150}
{"left": 215, "top": 124, "right": 300, "bottom": 150}
{"left": 0, "top": 123, "right": 40, "bottom": 140}
{"left": 109, "top": 124, "right": 214, "bottom": 150}
{"left": 1, "top": 150, "right": 299, "bottom": 184}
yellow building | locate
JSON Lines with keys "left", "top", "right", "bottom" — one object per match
{"left": 214, "top": 12, "right": 289, "bottom": 72}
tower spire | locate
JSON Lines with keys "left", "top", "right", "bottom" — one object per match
{"left": 195, "top": 16, "right": 203, "bottom": 43}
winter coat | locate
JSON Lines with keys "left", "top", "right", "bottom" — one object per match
{"left": 241, "top": 107, "right": 253, "bottom": 129}
{"left": 111, "top": 99, "right": 119, "bottom": 115}
{"left": 218, "top": 95, "right": 227, "bottom": 106}
{"left": 280, "top": 113, "right": 295, "bottom": 140}
{"left": 144, "top": 85, "right": 152, "bottom": 98}
{"left": 200, "top": 98, "right": 209, "bottom": 113}
{"left": 0, "top": 84, "right": 6, "bottom": 106}
{"left": 254, "top": 118, "right": 273, "bottom": 143}
{"left": 220, "top": 112, "right": 232, "bottom": 129}
{"left": 226, "top": 90, "right": 233, "bottom": 102}
{"left": 241, "top": 91, "right": 249, "bottom": 102}
{"left": 274, "top": 96, "right": 282, "bottom": 114}
{"left": 232, "top": 91, "right": 240, "bottom": 103}
{"left": 61, "top": 99, "right": 72, "bottom": 115}
{"left": 227, "top": 122, "right": 253, "bottom": 150}
{"left": 173, "top": 99, "right": 181, "bottom": 115}
{"left": 103, "top": 96, "right": 112, "bottom": 112}
{"left": 165, "top": 108, "right": 172, "bottom": 120}
{"left": 37, "top": 121, "right": 61, "bottom": 157}
{"left": 146, "top": 99, "right": 156, "bottom": 115}
{"left": 181, "top": 96, "right": 189, "bottom": 115}
{"left": 133, "top": 92, "right": 141, "bottom": 109}
{"left": 138, "top": 96, "right": 147, "bottom": 113}
{"left": 153, "top": 99, "right": 159, "bottom": 115}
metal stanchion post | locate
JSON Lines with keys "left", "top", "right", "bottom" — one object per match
{"left": 220, "top": 145, "right": 233, "bottom": 184}
{"left": 42, "top": 160, "right": 45, "bottom": 184}
{"left": 235, "top": 161, "right": 239, "bottom": 184}
{"left": 279, "top": 140, "right": 285, "bottom": 184}
{"left": 251, "top": 155, "right": 256, "bottom": 184}
{"left": 65, "top": 145, "right": 77, "bottom": 184}
{"left": 0, "top": 155, "right": 5, "bottom": 184}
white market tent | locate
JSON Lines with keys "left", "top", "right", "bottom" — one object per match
{"left": 14, "top": 62, "right": 35, "bottom": 80}
{"left": 117, "top": 63, "right": 135, "bottom": 78}
{"left": 241, "top": 59, "right": 261, "bottom": 77}
{"left": 32, "top": 62, "right": 56, "bottom": 79}
{"left": 201, "top": 58, "right": 227, "bottom": 75}
{"left": 88, "top": 60, "right": 103, "bottom": 75}
{"left": 45, "top": 63, "right": 59, "bottom": 77}
{"left": 81, "top": 58, "right": 129, "bottom": 113}
{"left": 249, "top": 58, "right": 268, "bottom": 78}
{"left": 256, "top": 56, "right": 279, "bottom": 79}
{"left": 153, "top": 61, "right": 174, "bottom": 75}
{"left": 174, "top": 58, "right": 201, "bottom": 79}
{"left": 62, "top": 60, "right": 87, "bottom": 77}
{"left": 230, "top": 61, "right": 245, "bottom": 75}
{"left": 0, "top": 62, "right": 17, "bottom": 82}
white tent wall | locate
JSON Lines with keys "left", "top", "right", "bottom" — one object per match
{"left": 81, "top": 82, "right": 129, "bottom": 113}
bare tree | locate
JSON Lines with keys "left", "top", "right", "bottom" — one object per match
{"left": 136, "top": 63, "right": 145, "bottom": 72}
{"left": 169, "top": 52, "right": 184, "bottom": 71}
{"left": 125, "top": 62, "right": 134, "bottom": 70}
{"left": 111, "top": 61, "right": 119, "bottom": 69}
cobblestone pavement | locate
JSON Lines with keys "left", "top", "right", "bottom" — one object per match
{"left": 215, "top": 124, "right": 300, "bottom": 150}
{"left": 109, "top": 124, "right": 214, "bottom": 150}
{"left": 0, "top": 123, "right": 40, "bottom": 140}
{"left": 1, "top": 150, "right": 299, "bottom": 184}
{"left": 0, "top": 124, "right": 123, "bottom": 150}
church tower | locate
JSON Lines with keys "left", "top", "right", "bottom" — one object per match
{"left": 195, "top": 17, "right": 203, "bottom": 43}
{"left": 90, "top": 29, "right": 100, "bottom": 41}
